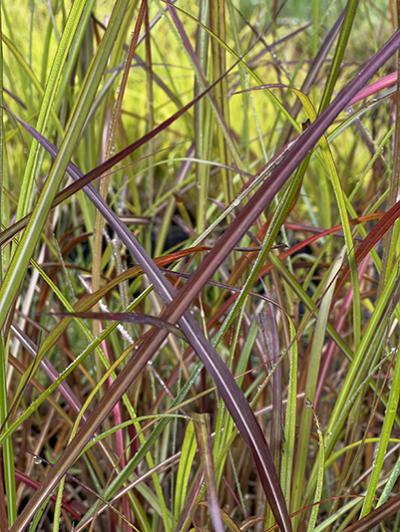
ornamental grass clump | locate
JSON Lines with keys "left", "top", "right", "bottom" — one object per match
{"left": 0, "top": 1, "right": 399, "bottom": 531}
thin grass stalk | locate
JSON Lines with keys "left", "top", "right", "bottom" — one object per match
{"left": 280, "top": 318, "right": 298, "bottom": 506}
{"left": 261, "top": 296, "right": 283, "bottom": 531}
{"left": 195, "top": 0, "right": 211, "bottom": 234}
{"left": 173, "top": 419, "right": 197, "bottom": 524}
{"left": 318, "top": 0, "right": 359, "bottom": 113}
{"left": 28, "top": 495, "right": 53, "bottom": 532}
{"left": 0, "top": 449, "right": 8, "bottom": 526}
{"left": 311, "top": 0, "right": 320, "bottom": 56}
{"left": 40, "top": 14, "right": 52, "bottom": 86}
{"left": 318, "top": 128, "right": 362, "bottom": 348}
{"left": 90, "top": 8, "right": 145, "bottom": 526}
{"left": 75, "top": 15, "right": 97, "bottom": 234}
{"left": 15, "top": 0, "right": 88, "bottom": 219}
{"left": 210, "top": 0, "right": 232, "bottom": 206}
{"left": 0, "top": 5, "right": 15, "bottom": 525}
{"left": 0, "top": 0, "right": 3, "bottom": 265}
{"left": 227, "top": 0, "right": 251, "bottom": 164}
{"left": 313, "top": 2, "right": 353, "bottom": 246}
{"left": 0, "top": 338, "right": 16, "bottom": 525}
{"left": 144, "top": 0, "right": 155, "bottom": 211}
{"left": 194, "top": 413, "right": 224, "bottom": 532}
{"left": 27, "top": 0, "right": 35, "bottom": 109}
{"left": 306, "top": 411, "right": 325, "bottom": 531}
{"left": 291, "top": 251, "right": 344, "bottom": 526}
{"left": 376, "top": 439, "right": 400, "bottom": 507}
{"left": 154, "top": 148, "right": 194, "bottom": 255}
{"left": 55, "top": 2, "right": 97, "bottom": 127}
{"left": 360, "top": 344, "right": 400, "bottom": 516}
{"left": 0, "top": 2, "right": 8, "bottom": 249}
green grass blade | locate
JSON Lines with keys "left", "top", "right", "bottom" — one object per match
{"left": 16, "top": 0, "right": 90, "bottom": 218}
{"left": 174, "top": 420, "right": 197, "bottom": 522}
{"left": 360, "top": 347, "right": 400, "bottom": 516}
{"left": 291, "top": 250, "right": 344, "bottom": 519}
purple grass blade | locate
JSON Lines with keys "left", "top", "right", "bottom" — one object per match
{"left": 11, "top": 324, "right": 82, "bottom": 415}
{"left": 3, "top": 87, "right": 27, "bottom": 109}
{"left": 53, "top": 311, "right": 182, "bottom": 338}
